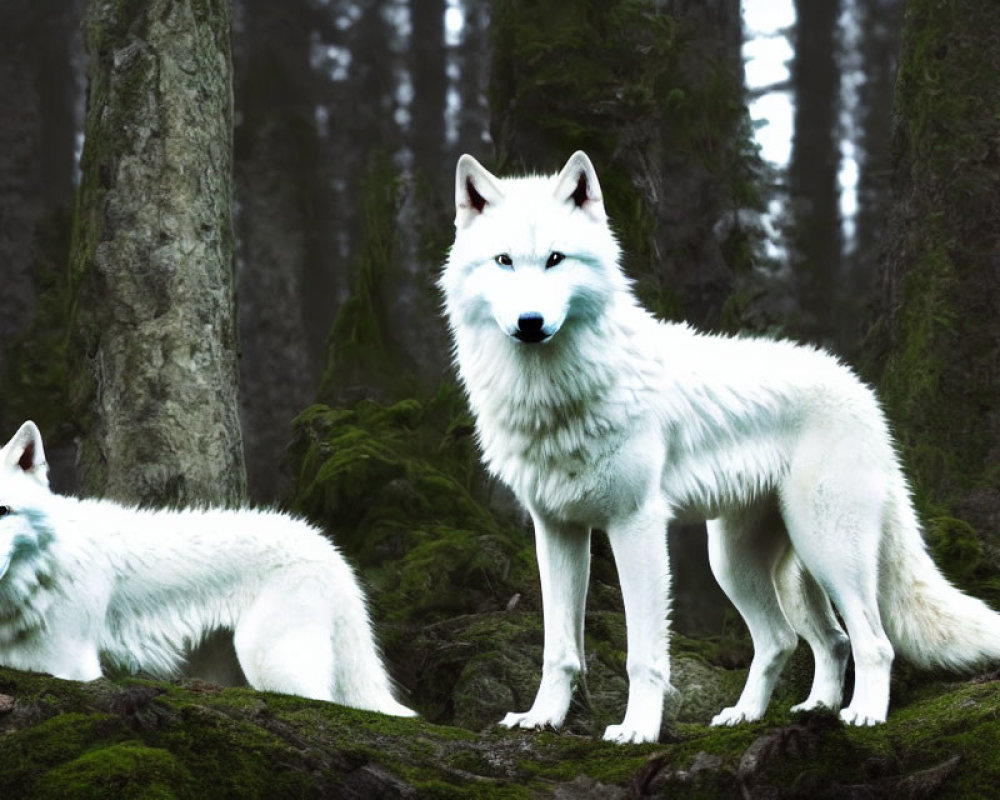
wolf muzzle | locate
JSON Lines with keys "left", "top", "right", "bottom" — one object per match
{"left": 514, "top": 313, "right": 550, "bottom": 343}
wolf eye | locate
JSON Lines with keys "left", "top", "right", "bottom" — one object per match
{"left": 0, "top": 506, "right": 10, "bottom": 518}
{"left": 546, "top": 252, "right": 565, "bottom": 268}
{"left": 494, "top": 253, "right": 513, "bottom": 268}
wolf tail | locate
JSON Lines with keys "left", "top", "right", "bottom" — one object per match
{"left": 329, "top": 576, "right": 418, "bottom": 718}
{"left": 878, "top": 472, "right": 1000, "bottom": 671}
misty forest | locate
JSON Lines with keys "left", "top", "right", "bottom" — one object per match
{"left": 1, "top": 0, "right": 999, "bottom": 796}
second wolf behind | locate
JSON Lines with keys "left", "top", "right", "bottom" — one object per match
{"left": 0, "top": 420, "right": 415, "bottom": 718}
{"left": 440, "top": 150, "right": 1000, "bottom": 744}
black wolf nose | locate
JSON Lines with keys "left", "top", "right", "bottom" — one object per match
{"left": 515, "top": 313, "right": 548, "bottom": 343}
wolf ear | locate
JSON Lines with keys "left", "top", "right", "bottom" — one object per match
{"left": 1, "top": 421, "right": 49, "bottom": 486}
{"left": 455, "top": 154, "right": 504, "bottom": 229}
{"left": 553, "top": 151, "right": 605, "bottom": 220}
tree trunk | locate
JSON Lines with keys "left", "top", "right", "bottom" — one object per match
{"left": 69, "top": 0, "right": 246, "bottom": 507}
{"left": 788, "top": 0, "right": 842, "bottom": 349}
{"left": 410, "top": 0, "right": 447, "bottom": 176}
{"left": 233, "top": 0, "right": 322, "bottom": 504}
{"left": 868, "top": 0, "right": 1000, "bottom": 555}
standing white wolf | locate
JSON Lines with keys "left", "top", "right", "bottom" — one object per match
{"left": 440, "top": 150, "right": 1000, "bottom": 744}
{"left": 0, "top": 420, "right": 414, "bottom": 718}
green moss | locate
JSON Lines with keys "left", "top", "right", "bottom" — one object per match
{"left": 319, "top": 154, "right": 410, "bottom": 402}
{"left": 868, "top": 0, "right": 1000, "bottom": 538}
{"left": 926, "top": 516, "right": 984, "bottom": 586}
{"left": 34, "top": 742, "right": 192, "bottom": 799}
{"left": 3, "top": 666, "right": 1000, "bottom": 796}
{"left": 290, "top": 397, "right": 534, "bottom": 644}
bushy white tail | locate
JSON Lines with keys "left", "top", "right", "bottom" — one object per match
{"left": 879, "top": 479, "right": 1000, "bottom": 671}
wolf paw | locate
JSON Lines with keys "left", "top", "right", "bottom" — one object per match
{"left": 602, "top": 723, "right": 658, "bottom": 744}
{"left": 790, "top": 699, "right": 834, "bottom": 715}
{"left": 839, "top": 707, "right": 884, "bottom": 726}
{"left": 710, "top": 706, "right": 759, "bottom": 727}
{"left": 499, "top": 710, "right": 557, "bottom": 731}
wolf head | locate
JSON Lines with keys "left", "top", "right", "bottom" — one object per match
{"left": 441, "top": 151, "right": 626, "bottom": 345}
{"left": 0, "top": 421, "right": 52, "bottom": 581}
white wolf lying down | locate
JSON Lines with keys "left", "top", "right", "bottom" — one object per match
{"left": 0, "top": 421, "right": 414, "bottom": 717}
{"left": 440, "top": 150, "right": 1000, "bottom": 743}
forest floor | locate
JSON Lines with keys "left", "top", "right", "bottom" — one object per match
{"left": 1, "top": 664, "right": 999, "bottom": 799}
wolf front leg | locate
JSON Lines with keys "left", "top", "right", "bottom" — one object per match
{"left": 500, "top": 513, "right": 590, "bottom": 731}
{"left": 603, "top": 503, "right": 671, "bottom": 744}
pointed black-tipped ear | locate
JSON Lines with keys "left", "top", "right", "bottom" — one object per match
{"left": 455, "top": 154, "right": 505, "bottom": 229}
{"left": 553, "top": 151, "right": 605, "bottom": 219}
{"left": 2, "top": 421, "right": 49, "bottom": 486}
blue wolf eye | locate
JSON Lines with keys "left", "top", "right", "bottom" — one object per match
{"left": 546, "top": 252, "right": 565, "bottom": 268}
{"left": 494, "top": 254, "right": 513, "bottom": 267}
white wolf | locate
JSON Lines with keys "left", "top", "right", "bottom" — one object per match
{"left": 440, "top": 150, "right": 1000, "bottom": 744}
{"left": 0, "top": 420, "right": 414, "bottom": 717}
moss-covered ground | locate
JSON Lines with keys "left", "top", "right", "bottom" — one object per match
{"left": 2, "top": 665, "right": 999, "bottom": 798}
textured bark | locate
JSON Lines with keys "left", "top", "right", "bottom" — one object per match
{"left": 69, "top": 0, "right": 246, "bottom": 506}
{"left": 868, "top": 0, "right": 1000, "bottom": 550}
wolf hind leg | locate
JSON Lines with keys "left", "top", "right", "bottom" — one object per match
{"left": 774, "top": 549, "right": 850, "bottom": 714}
{"left": 234, "top": 607, "right": 336, "bottom": 702}
{"left": 500, "top": 515, "right": 590, "bottom": 732}
{"left": 780, "top": 459, "right": 894, "bottom": 726}
{"left": 235, "top": 580, "right": 415, "bottom": 717}
{"left": 708, "top": 500, "right": 799, "bottom": 726}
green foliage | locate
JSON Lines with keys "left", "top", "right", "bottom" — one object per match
{"left": 927, "top": 516, "right": 984, "bottom": 585}
{"left": 320, "top": 153, "right": 405, "bottom": 401}
{"left": 290, "top": 395, "right": 534, "bottom": 630}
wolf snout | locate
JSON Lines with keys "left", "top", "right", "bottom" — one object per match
{"left": 514, "top": 313, "right": 550, "bottom": 343}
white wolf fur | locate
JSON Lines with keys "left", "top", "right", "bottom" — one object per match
{"left": 0, "top": 421, "right": 414, "bottom": 718}
{"left": 440, "top": 151, "right": 1000, "bottom": 744}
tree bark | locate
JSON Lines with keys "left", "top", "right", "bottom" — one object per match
{"left": 868, "top": 0, "right": 1000, "bottom": 550}
{"left": 69, "top": 0, "right": 246, "bottom": 506}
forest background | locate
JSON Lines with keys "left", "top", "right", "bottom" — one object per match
{"left": 1, "top": 0, "right": 999, "bottom": 796}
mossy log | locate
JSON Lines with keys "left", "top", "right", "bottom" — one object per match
{"left": 2, "top": 665, "right": 999, "bottom": 798}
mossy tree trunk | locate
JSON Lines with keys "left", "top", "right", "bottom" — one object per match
{"left": 868, "top": 0, "right": 1000, "bottom": 559}
{"left": 68, "top": 0, "right": 246, "bottom": 506}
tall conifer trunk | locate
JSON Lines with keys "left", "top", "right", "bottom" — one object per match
{"left": 868, "top": 0, "right": 1000, "bottom": 556}
{"left": 69, "top": 0, "right": 246, "bottom": 506}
